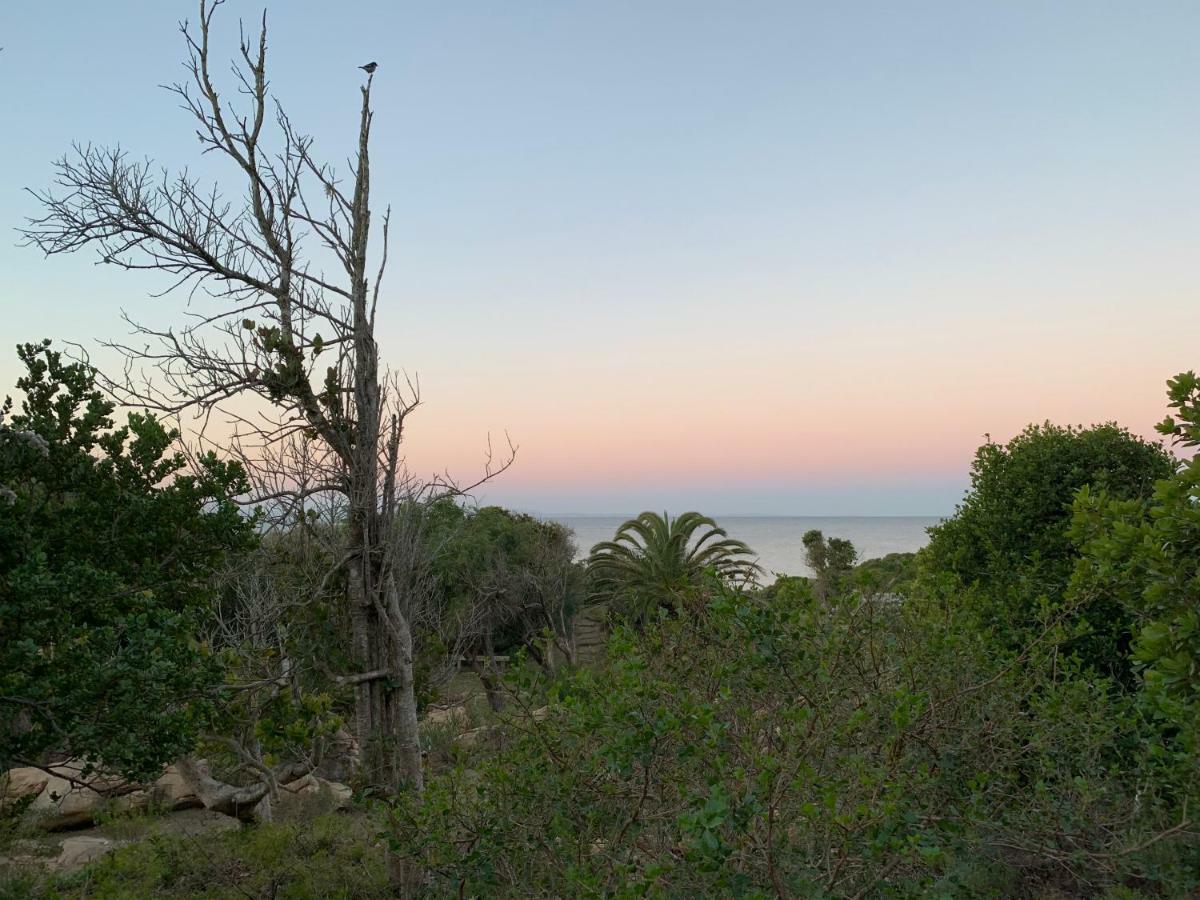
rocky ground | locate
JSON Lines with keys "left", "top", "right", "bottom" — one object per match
{"left": 0, "top": 759, "right": 352, "bottom": 876}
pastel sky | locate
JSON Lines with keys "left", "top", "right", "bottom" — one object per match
{"left": 1, "top": 2, "right": 1197, "bottom": 514}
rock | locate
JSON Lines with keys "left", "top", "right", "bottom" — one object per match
{"left": 0, "top": 834, "right": 122, "bottom": 873}
{"left": 55, "top": 835, "right": 118, "bottom": 870}
{"left": 455, "top": 725, "right": 499, "bottom": 749}
{"left": 46, "top": 759, "right": 128, "bottom": 794}
{"left": 314, "top": 728, "right": 360, "bottom": 783}
{"left": 150, "top": 764, "right": 202, "bottom": 811}
{"left": 21, "top": 759, "right": 139, "bottom": 831}
{"left": 30, "top": 769, "right": 105, "bottom": 831}
{"left": 281, "top": 774, "right": 352, "bottom": 810}
{"left": 1, "top": 767, "right": 49, "bottom": 803}
{"left": 115, "top": 789, "right": 151, "bottom": 815}
{"left": 423, "top": 704, "right": 469, "bottom": 730}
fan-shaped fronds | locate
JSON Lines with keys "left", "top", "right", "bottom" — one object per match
{"left": 586, "top": 511, "right": 760, "bottom": 622}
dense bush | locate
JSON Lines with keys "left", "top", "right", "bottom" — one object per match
{"left": 429, "top": 502, "right": 584, "bottom": 664}
{"left": 0, "top": 342, "right": 255, "bottom": 778}
{"left": 6, "top": 355, "right": 1199, "bottom": 898}
{"left": 853, "top": 552, "right": 918, "bottom": 595}
{"left": 387, "top": 579, "right": 1198, "bottom": 897}
{"left": 920, "top": 422, "right": 1173, "bottom": 679}
{"left": 1071, "top": 371, "right": 1200, "bottom": 749}
{"left": 4, "top": 814, "right": 390, "bottom": 899}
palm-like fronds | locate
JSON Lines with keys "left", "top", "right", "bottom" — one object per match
{"left": 586, "top": 511, "right": 760, "bottom": 622}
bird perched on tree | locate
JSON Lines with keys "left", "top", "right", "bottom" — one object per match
{"left": 360, "top": 61, "right": 378, "bottom": 74}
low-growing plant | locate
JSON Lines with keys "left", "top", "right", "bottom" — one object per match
{"left": 12, "top": 813, "right": 391, "bottom": 899}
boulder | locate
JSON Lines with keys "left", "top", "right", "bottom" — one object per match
{"left": 1, "top": 767, "right": 49, "bottom": 803}
{"left": 150, "top": 764, "right": 202, "bottom": 811}
{"left": 30, "top": 769, "right": 106, "bottom": 830}
{"left": 0, "top": 838, "right": 52, "bottom": 869}
{"left": 17, "top": 760, "right": 139, "bottom": 831}
{"left": 55, "top": 835, "right": 118, "bottom": 870}
{"left": 455, "top": 725, "right": 499, "bottom": 750}
{"left": 314, "top": 728, "right": 360, "bottom": 783}
{"left": 281, "top": 774, "right": 352, "bottom": 810}
{"left": 423, "top": 704, "right": 469, "bottom": 730}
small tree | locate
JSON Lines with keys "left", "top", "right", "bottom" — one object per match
{"left": 0, "top": 341, "right": 254, "bottom": 779}
{"left": 801, "top": 529, "right": 857, "bottom": 601}
{"left": 439, "top": 506, "right": 584, "bottom": 698}
{"left": 587, "top": 511, "right": 760, "bottom": 623}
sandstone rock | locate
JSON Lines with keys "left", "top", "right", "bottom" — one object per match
{"left": 55, "top": 835, "right": 118, "bottom": 870}
{"left": 0, "top": 834, "right": 121, "bottom": 873}
{"left": 455, "top": 725, "right": 499, "bottom": 749}
{"left": 45, "top": 759, "right": 128, "bottom": 794}
{"left": 1, "top": 767, "right": 49, "bottom": 803}
{"left": 150, "top": 764, "right": 202, "bottom": 811}
{"left": 423, "top": 704, "right": 470, "bottom": 730}
{"left": 281, "top": 774, "right": 352, "bottom": 809}
{"left": 0, "top": 838, "right": 52, "bottom": 869}
{"left": 20, "top": 760, "right": 139, "bottom": 831}
{"left": 30, "top": 775, "right": 104, "bottom": 830}
{"left": 314, "top": 728, "right": 360, "bottom": 783}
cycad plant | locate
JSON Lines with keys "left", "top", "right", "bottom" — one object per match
{"left": 587, "top": 511, "right": 760, "bottom": 622}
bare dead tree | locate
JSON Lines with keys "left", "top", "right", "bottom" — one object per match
{"left": 22, "top": 0, "right": 511, "bottom": 794}
{"left": 200, "top": 535, "right": 344, "bottom": 822}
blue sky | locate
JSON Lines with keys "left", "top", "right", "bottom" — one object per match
{"left": 2, "top": 2, "right": 1198, "bottom": 514}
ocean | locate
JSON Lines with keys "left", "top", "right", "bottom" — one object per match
{"left": 550, "top": 515, "right": 942, "bottom": 577}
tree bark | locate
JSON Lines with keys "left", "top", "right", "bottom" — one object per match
{"left": 20, "top": 0, "right": 470, "bottom": 802}
{"left": 175, "top": 756, "right": 267, "bottom": 822}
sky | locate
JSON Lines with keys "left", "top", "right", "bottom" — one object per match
{"left": 1, "top": 1, "right": 1198, "bottom": 515}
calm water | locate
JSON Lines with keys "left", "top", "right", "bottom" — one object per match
{"left": 551, "top": 516, "right": 942, "bottom": 577}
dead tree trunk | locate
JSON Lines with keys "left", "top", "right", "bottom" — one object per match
{"left": 22, "top": 0, "right": 509, "bottom": 796}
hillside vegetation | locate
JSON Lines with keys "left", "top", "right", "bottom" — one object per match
{"left": 4, "top": 355, "right": 1200, "bottom": 897}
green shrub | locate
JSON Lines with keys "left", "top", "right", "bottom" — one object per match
{"left": 13, "top": 814, "right": 390, "bottom": 899}
{"left": 1071, "top": 371, "right": 1200, "bottom": 754}
{"left": 920, "top": 422, "right": 1173, "bottom": 681}
{"left": 0, "top": 341, "right": 255, "bottom": 778}
{"left": 853, "top": 552, "right": 918, "bottom": 595}
{"left": 386, "top": 580, "right": 1197, "bottom": 897}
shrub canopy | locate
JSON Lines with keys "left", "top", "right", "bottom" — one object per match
{"left": 0, "top": 342, "right": 254, "bottom": 778}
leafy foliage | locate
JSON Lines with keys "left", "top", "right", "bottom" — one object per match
{"left": 429, "top": 502, "right": 584, "bottom": 661}
{"left": 920, "top": 422, "right": 1173, "bottom": 678}
{"left": 853, "top": 551, "right": 918, "bottom": 596}
{"left": 801, "top": 528, "right": 858, "bottom": 600}
{"left": 1071, "top": 371, "right": 1200, "bottom": 745}
{"left": 6, "top": 813, "right": 391, "bottom": 899}
{"left": 388, "top": 578, "right": 1198, "bottom": 897}
{"left": 587, "top": 511, "right": 761, "bottom": 623}
{"left": 6, "top": 348, "right": 1200, "bottom": 899}
{"left": 0, "top": 342, "right": 255, "bottom": 778}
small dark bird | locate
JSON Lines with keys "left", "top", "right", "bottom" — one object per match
{"left": 360, "top": 61, "right": 378, "bottom": 74}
